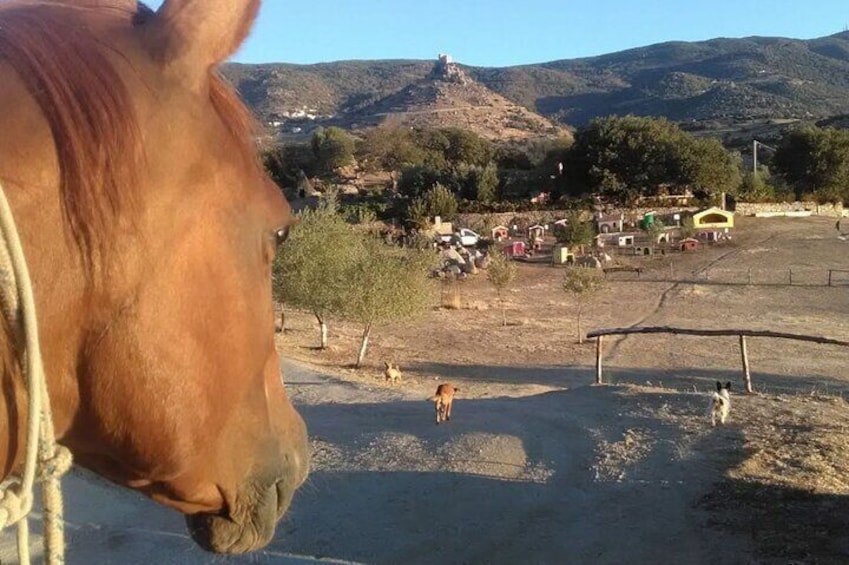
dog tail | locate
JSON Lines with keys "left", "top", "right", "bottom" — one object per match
{"left": 427, "top": 395, "right": 438, "bottom": 402}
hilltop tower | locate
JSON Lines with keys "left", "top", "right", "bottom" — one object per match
{"left": 430, "top": 53, "right": 468, "bottom": 84}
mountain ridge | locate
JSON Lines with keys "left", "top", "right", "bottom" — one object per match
{"left": 222, "top": 31, "right": 849, "bottom": 132}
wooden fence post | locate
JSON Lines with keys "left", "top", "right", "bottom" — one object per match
{"left": 828, "top": 269, "right": 833, "bottom": 287}
{"left": 595, "top": 335, "right": 604, "bottom": 384}
{"left": 740, "top": 334, "right": 753, "bottom": 393}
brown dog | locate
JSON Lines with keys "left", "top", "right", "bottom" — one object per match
{"left": 384, "top": 361, "right": 402, "bottom": 384}
{"left": 429, "top": 383, "right": 459, "bottom": 424}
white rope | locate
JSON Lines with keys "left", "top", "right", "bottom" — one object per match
{"left": 0, "top": 180, "right": 72, "bottom": 565}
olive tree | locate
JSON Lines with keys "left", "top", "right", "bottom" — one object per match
{"left": 343, "top": 240, "right": 435, "bottom": 368}
{"left": 272, "top": 198, "right": 363, "bottom": 349}
{"left": 562, "top": 267, "right": 607, "bottom": 344}
{"left": 487, "top": 251, "right": 517, "bottom": 326}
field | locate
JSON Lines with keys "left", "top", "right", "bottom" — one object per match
{"left": 274, "top": 216, "right": 849, "bottom": 564}
{"left": 4, "top": 216, "right": 849, "bottom": 564}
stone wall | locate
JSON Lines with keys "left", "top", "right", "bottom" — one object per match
{"left": 456, "top": 206, "right": 699, "bottom": 231}
{"left": 735, "top": 201, "right": 845, "bottom": 218}
{"left": 456, "top": 202, "right": 846, "bottom": 231}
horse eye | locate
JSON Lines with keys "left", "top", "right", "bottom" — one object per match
{"left": 274, "top": 227, "right": 290, "bottom": 248}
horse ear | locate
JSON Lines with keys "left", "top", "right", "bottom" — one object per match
{"left": 143, "top": 0, "right": 260, "bottom": 87}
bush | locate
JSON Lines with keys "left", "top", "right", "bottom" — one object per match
{"left": 406, "top": 183, "right": 458, "bottom": 227}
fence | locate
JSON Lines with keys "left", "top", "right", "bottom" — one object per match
{"left": 603, "top": 266, "right": 849, "bottom": 287}
{"left": 586, "top": 326, "right": 849, "bottom": 393}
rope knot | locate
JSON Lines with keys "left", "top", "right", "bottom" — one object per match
{"left": 37, "top": 446, "right": 73, "bottom": 483}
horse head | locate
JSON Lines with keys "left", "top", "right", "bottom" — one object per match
{"left": 0, "top": 0, "right": 308, "bottom": 554}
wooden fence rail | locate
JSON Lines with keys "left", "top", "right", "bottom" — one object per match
{"left": 586, "top": 326, "right": 849, "bottom": 393}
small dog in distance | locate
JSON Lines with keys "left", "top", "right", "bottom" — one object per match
{"left": 429, "top": 383, "right": 458, "bottom": 425}
{"left": 710, "top": 381, "right": 731, "bottom": 426}
{"left": 384, "top": 361, "right": 402, "bottom": 384}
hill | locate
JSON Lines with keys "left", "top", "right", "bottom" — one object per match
{"left": 226, "top": 56, "right": 565, "bottom": 141}
{"left": 222, "top": 31, "right": 849, "bottom": 132}
{"left": 323, "top": 55, "right": 566, "bottom": 140}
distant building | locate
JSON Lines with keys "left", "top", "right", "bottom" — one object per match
{"left": 596, "top": 212, "right": 624, "bottom": 234}
{"left": 692, "top": 207, "right": 734, "bottom": 230}
{"left": 680, "top": 238, "right": 700, "bottom": 252}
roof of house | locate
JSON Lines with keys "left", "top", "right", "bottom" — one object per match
{"left": 694, "top": 206, "right": 733, "bottom": 219}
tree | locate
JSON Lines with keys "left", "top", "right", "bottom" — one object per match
{"left": 680, "top": 138, "right": 742, "bottom": 200}
{"left": 554, "top": 211, "right": 595, "bottom": 249}
{"left": 311, "top": 127, "right": 355, "bottom": 175}
{"left": 263, "top": 143, "right": 317, "bottom": 193}
{"left": 343, "top": 240, "right": 434, "bottom": 367}
{"left": 565, "top": 115, "right": 741, "bottom": 204}
{"left": 272, "top": 199, "right": 363, "bottom": 349}
{"left": 356, "top": 123, "right": 425, "bottom": 189}
{"left": 449, "top": 161, "right": 499, "bottom": 201}
{"left": 738, "top": 167, "right": 777, "bottom": 202}
{"left": 440, "top": 127, "right": 493, "bottom": 167}
{"left": 773, "top": 126, "right": 849, "bottom": 203}
{"left": 397, "top": 164, "right": 445, "bottom": 199}
{"left": 487, "top": 251, "right": 517, "bottom": 326}
{"left": 406, "top": 183, "right": 458, "bottom": 228}
{"left": 562, "top": 267, "right": 606, "bottom": 344}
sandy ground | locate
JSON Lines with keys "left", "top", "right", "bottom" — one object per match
{"left": 4, "top": 216, "right": 849, "bottom": 564}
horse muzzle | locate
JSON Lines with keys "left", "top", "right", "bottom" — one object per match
{"left": 186, "top": 469, "right": 306, "bottom": 554}
{"left": 185, "top": 441, "right": 309, "bottom": 554}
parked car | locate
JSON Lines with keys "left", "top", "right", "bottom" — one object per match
{"left": 439, "top": 228, "right": 481, "bottom": 247}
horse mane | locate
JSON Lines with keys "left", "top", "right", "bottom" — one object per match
{"left": 0, "top": 2, "right": 260, "bottom": 268}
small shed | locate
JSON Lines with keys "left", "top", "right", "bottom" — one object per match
{"left": 680, "top": 238, "right": 700, "bottom": 252}
{"left": 503, "top": 241, "right": 526, "bottom": 257}
{"left": 491, "top": 225, "right": 509, "bottom": 242}
{"left": 551, "top": 245, "right": 575, "bottom": 265}
{"left": 692, "top": 207, "right": 734, "bottom": 230}
{"left": 528, "top": 224, "right": 546, "bottom": 250}
{"left": 597, "top": 212, "right": 624, "bottom": 234}
{"left": 528, "top": 224, "right": 546, "bottom": 239}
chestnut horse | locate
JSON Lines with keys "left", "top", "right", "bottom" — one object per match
{"left": 0, "top": 0, "right": 308, "bottom": 555}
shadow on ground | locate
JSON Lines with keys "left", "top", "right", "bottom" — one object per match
{"left": 406, "top": 360, "right": 849, "bottom": 397}
{"left": 282, "top": 384, "right": 753, "bottom": 565}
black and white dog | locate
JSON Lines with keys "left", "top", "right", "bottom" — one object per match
{"left": 710, "top": 381, "right": 731, "bottom": 426}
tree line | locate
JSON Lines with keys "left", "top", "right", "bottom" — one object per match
{"left": 263, "top": 117, "right": 849, "bottom": 227}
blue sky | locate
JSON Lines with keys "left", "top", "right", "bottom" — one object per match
{"left": 147, "top": 1, "right": 848, "bottom": 67}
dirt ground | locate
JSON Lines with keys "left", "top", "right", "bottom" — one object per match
{"left": 4, "top": 216, "right": 849, "bottom": 564}
{"left": 274, "top": 216, "right": 849, "bottom": 564}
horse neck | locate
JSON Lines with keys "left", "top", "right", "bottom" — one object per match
{"left": 0, "top": 314, "right": 28, "bottom": 479}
